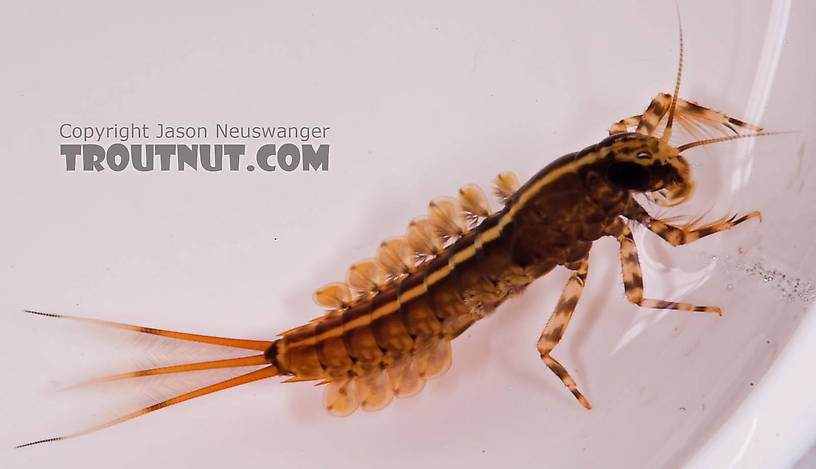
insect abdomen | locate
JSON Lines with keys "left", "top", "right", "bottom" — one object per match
{"left": 273, "top": 210, "right": 533, "bottom": 413}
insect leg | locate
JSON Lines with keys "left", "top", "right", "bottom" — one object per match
{"left": 609, "top": 115, "right": 642, "bottom": 135}
{"left": 635, "top": 93, "right": 673, "bottom": 136}
{"left": 536, "top": 256, "right": 592, "bottom": 409}
{"left": 614, "top": 93, "right": 762, "bottom": 137}
{"left": 624, "top": 202, "right": 761, "bottom": 247}
{"left": 613, "top": 220, "right": 721, "bottom": 314}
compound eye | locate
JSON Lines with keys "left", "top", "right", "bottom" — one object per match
{"left": 636, "top": 151, "right": 652, "bottom": 160}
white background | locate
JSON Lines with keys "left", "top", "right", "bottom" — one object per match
{"left": 1, "top": 1, "right": 814, "bottom": 468}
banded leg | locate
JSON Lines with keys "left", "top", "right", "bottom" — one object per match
{"left": 609, "top": 93, "right": 761, "bottom": 137}
{"left": 613, "top": 220, "right": 721, "bottom": 314}
{"left": 536, "top": 257, "right": 591, "bottom": 410}
{"left": 635, "top": 93, "right": 673, "bottom": 136}
{"left": 625, "top": 201, "right": 761, "bottom": 247}
{"left": 609, "top": 116, "right": 642, "bottom": 135}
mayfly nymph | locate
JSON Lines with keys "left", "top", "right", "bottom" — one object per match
{"left": 18, "top": 15, "right": 779, "bottom": 448}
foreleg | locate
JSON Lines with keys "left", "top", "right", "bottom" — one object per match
{"left": 609, "top": 93, "right": 761, "bottom": 137}
{"left": 624, "top": 201, "right": 761, "bottom": 247}
{"left": 611, "top": 220, "right": 722, "bottom": 314}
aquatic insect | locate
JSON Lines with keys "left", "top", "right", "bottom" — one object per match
{"left": 19, "top": 18, "right": 779, "bottom": 448}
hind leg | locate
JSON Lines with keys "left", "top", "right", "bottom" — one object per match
{"left": 536, "top": 256, "right": 592, "bottom": 409}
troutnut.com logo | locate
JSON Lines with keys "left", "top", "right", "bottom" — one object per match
{"left": 59, "top": 123, "right": 330, "bottom": 172}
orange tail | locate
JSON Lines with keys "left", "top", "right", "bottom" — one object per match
{"left": 17, "top": 310, "right": 281, "bottom": 448}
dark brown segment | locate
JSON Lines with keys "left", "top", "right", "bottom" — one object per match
{"left": 284, "top": 344, "right": 324, "bottom": 379}
{"left": 454, "top": 254, "right": 490, "bottom": 299}
{"left": 371, "top": 311, "right": 414, "bottom": 355}
{"left": 477, "top": 228, "right": 517, "bottom": 281}
{"left": 453, "top": 249, "right": 506, "bottom": 321}
{"left": 316, "top": 336, "right": 353, "bottom": 377}
{"left": 310, "top": 313, "right": 346, "bottom": 363}
{"left": 400, "top": 291, "right": 442, "bottom": 338}
{"left": 346, "top": 325, "right": 384, "bottom": 369}
{"left": 427, "top": 274, "right": 470, "bottom": 331}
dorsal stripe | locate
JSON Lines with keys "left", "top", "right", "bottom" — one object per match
{"left": 284, "top": 143, "right": 614, "bottom": 349}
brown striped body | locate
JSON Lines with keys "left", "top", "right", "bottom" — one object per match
{"left": 271, "top": 134, "right": 637, "bottom": 385}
